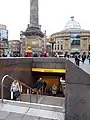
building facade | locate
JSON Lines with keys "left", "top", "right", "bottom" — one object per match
{"left": 20, "top": 31, "right": 27, "bottom": 57}
{"left": 8, "top": 40, "right": 20, "bottom": 57}
{"left": 51, "top": 17, "right": 90, "bottom": 55}
{"left": 0, "top": 24, "right": 8, "bottom": 56}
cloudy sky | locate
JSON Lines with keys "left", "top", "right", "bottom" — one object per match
{"left": 0, "top": 0, "right": 90, "bottom": 40}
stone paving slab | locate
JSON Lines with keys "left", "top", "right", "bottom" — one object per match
{"left": 0, "top": 102, "right": 29, "bottom": 114}
{"left": 26, "top": 108, "right": 64, "bottom": 120}
{"left": 6, "top": 112, "right": 23, "bottom": 120}
{"left": 0, "top": 100, "right": 64, "bottom": 120}
{"left": 0, "top": 110, "right": 9, "bottom": 119}
{"left": 38, "top": 96, "right": 65, "bottom": 107}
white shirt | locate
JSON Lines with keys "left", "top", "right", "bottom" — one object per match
{"left": 11, "top": 82, "right": 20, "bottom": 92}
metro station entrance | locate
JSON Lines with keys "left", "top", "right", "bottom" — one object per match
{"left": 32, "top": 70, "right": 66, "bottom": 97}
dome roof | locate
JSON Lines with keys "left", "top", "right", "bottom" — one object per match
{"left": 64, "top": 16, "right": 81, "bottom": 30}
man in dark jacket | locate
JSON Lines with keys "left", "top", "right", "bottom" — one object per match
{"left": 75, "top": 54, "right": 81, "bottom": 66}
{"left": 82, "top": 52, "right": 86, "bottom": 63}
{"left": 43, "top": 81, "right": 47, "bottom": 94}
{"left": 36, "top": 78, "right": 43, "bottom": 94}
{"left": 87, "top": 53, "right": 90, "bottom": 64}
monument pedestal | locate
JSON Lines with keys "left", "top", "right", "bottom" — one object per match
{"left": 26, "top": 35, "right": 42, "bottom": 52}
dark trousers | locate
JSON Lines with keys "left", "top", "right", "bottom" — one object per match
{"left": 75, "top": 60, "right": 80, "bottom": 66}
{"left": 13, "top": 92, "right": 17, "bottom": 101}
{"left": 89, "top": 59, "right": 90, "bottom": 64}
{"left": 82, "top": 59, "right": 85, "bottom": 63}
{"left": 13, "top": 91, "right": 20, "bottom": 101}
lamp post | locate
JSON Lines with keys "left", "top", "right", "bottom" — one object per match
{"left": 49, "top": 38, "right": 56, "bottom": 56}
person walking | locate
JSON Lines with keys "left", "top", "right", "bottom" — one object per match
{"left": 82, "top": 52, "right": 86, "bottom": 63}
{"left": 52, "top": 84, "right": 57, "bottom": 96}
{"left": 35, "top": 78, "right": 43, "bottom": 94}
{"left": 10, "top": 80, "right": 20, "bottom": 101}
{"left": 87, "top": 53, "right": 90, "bottom": 64}
{"left": 75, "top": 54, "right": 81, "bottom": 66}
{"left": 43, "top": 81, "right": 47, "bottom": 94}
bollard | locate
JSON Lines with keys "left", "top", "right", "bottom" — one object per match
{"left": 27, "top": 89, "right": 29, "bottom": 94}
{"left": 36, "top": 91, "right": 38, "bottom": 103}
{"left": 11, "top": 91, "right": 13, "bottom": 100}
{"left": 20, "top": 85, "right": 22, "bottom": 93}
{"left": 30, "top": 88, "right": 31, "bottom": 102}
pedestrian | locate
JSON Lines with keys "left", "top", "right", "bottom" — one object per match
{"left": 35, "top": 78, "right": 43, "bottom": 94}
{"left": 82, "top": 52, "right": 86, "bottom": 63}
{"left": 10, "top": 80, "right": 20, "bottom": 101}
{"left": 52, "top": 84, "right": 57, "bottom": 96}
{"left": 43, "top": 81, "right": 47, "bottom": 94}
{"left": 87, "top": 53, "right": 90, "bottom": 64}
{"left": 75, "top": 54, "right": 81, "bottom": 66}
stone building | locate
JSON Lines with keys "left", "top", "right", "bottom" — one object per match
{"left": 51, "top": 16, "right": 90, "bottom": 55}
{"left": 0, "top": 24, "right": 8, "bottom": 56}
{"left": 8, "top": 40, "right": 20, "bottom": 57}
{"left": 20, "top": 31, "right": 27, "bottom": 57}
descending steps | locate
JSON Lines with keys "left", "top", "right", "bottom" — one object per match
{"left": 0, "top": 99, "right": 64, "bottom": 120}
{"left": 21, "top": 94, "right": 65, "bottom": 107}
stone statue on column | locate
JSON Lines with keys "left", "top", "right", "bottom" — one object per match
{"left": 23, "top": 0, "right": 44, "bottom": 53}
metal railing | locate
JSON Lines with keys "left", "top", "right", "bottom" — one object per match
{"left": 1, "top": 74, "right": 35, "bottom": 103}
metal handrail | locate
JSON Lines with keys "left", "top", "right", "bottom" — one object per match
{"left": 1, "top": 74, "right": 33, "bottom": 103}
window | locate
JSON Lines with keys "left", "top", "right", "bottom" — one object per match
{"left": 61, "top": 40, "right": 63, "bottom": 44}
{"left": 61, "top": 45, "right": 63, "bottom": 50}
{"left": 55, "top": 44, "right": 56, "bottom": 50}
{"left": 83, "top": 38, "right": 87, "bottom": 40}
{"left": 58, "top": 45, "right": 59, "bottom": 50}
{"left": 84, "top": 44, "right": 86, "bottom": 46}
{"left": 89, "top": 44, "right": 90, "bottom": 51}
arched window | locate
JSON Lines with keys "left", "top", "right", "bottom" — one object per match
{"left": 61, "top": 45, "right": 63, "bottom": 50}
{"left": 55, "top": 44, "right": 56, "bottom": 50}
{"left": 89, "top": 44, "right": 90, "bottom": 51}
{"left": 58, "top": 45, "right": 59, "bottom": 50}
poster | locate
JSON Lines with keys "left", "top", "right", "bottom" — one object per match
{"left": 70, "top": 34, "right": 80, "bottom": 48}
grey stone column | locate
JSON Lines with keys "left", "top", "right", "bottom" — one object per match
{"left": 30, "top": 0, "right": 39, "bottom": 26}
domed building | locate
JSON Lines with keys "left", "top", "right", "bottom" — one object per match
{"left": 51, "top": 16, "right": 90, "bottom": 55}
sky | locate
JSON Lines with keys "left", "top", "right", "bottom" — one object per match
{"left": 0, "top": 0, "right": 90, "bottom": 40}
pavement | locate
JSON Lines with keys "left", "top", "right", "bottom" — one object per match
{"left": 0, "top": 99, "right": 65, "bottom": 120}
{"left": 69, "top": 58, "right": 90, "bottom": 74}
{"left": 38, "top": 96, "right": 65, "bottom": 107}
{"left": 21, "top": 94, "right": 65, "bottom": 107}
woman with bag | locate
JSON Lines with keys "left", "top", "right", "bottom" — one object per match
{"left": 10, "top": 80, "right": 20, "bottom": 101}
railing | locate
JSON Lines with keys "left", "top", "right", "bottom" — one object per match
{"left": 1, "top": 74, "right": 35, "bottom": 103}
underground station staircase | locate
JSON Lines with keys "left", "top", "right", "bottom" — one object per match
{"left": 0, "top": 75, "right": 65, "bottom": 120}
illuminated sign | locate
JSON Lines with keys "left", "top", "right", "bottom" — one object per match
{"left": 49, "top": 38, "right": 56, "bottom": 43}
{"left": 0, "top": 41, "right": 8, "bottom": 48}
{"left": 70, "top": 34, "right": 80, "bottom": 46}
{"left": 70, "top": 33, "right": 80, "bottom": 52}
{"left": 32, "top": 68, "right": 66, "bottom": 73}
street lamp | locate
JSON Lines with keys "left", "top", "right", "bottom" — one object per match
{"left": 49, "top": 38, "right": 56, "bottom": 56}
